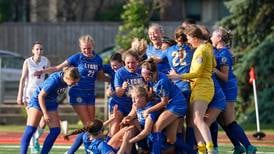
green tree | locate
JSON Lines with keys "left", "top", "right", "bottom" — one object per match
{"left": 219, "top": 0, "right": 274, "bottom": 123}
{"left": 115, "top": 0, "right": 150, "bottom": 50}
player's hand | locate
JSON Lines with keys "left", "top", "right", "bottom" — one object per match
{"left": 17, "top": 98, "right": 24, "bottom": 105}
{"left": 120, "top": 116, "right": 131, "bottom": 126}
{"left": 168, "top": 69, "right": 181, "bottom": 80}
{"left": 142, "top": 110, "right": 150, "bottom": 118}
{"left": 122, "top": 81, "right": 128, "bottom": 90}
{"left": 43, "top": 112, "right": 50, "bottom": 123}
{"left": 213, "top": 68, "right": 218, "bottom": 73}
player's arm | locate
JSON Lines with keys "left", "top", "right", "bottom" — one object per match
{"left": 35, "top": 60, "right": 69, "bottom": 76}
{"left": 121, "top": 105, "right": 137, "bottom": 126}
{"left": 143, "top": 96, "right": 168, "bottom": 117}
{"left": 103, "top": 105, "right": 118, "bottom": 126}
{"left": 115, "top": 81, "right": 128, "bottom": 97}
{"left": 38, "top": 90, "right": 50, "bottom": 123}
{"left": 97, "top": 70, "right": 111, "bottom": 82}
{"left": 129, "top": 116, "right": 154, "bottom": 143}
{"left": 213, "top": 65, "right": 229, "bottom": 82}
{"left": 17, "top": 60, "right": 28, "bottom": 105}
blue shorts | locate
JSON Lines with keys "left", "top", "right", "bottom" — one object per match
{"left": 108, "top": 97, "right": 132, "bottom": 116}
{"left": 137, "top": 137, "right": 150, "bottom": 150}
{"left": 68, "top": 88, "right": 95, "bottom": 105}
{"left": 208, "top": 87, "right": 226, "bottom": 111}
{"left": 166, "top": 99, "right": 187, "bottom": 117}
{"left": 208, "top": 77, "right": 227, "bottom": 110}
{"left": 223, "top": 85, "right": 238, "bottom": 103}
{"left": 28, "top": 100, "right": 58, "bottom": 111}
{"left": 182, "top": 90, "right": 191, "bottom": 103}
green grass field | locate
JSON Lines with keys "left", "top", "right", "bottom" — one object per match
{"left": 0, "top": 144, "right": 273, "bottom": 154}
{"left": 0, "top": 123, "right": 273, "bottom": 153}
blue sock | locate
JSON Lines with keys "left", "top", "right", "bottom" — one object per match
{"left": 222, "top": 123, "right": 241, "bottom": 148}
{"left": 20, "top": 125, "right": 37, "bottom": 154}
{"left": 175, "top": 133, "right": 196, "bottom": 154}
{"left": 41, "top": 127, "right": 61, "bottom": 154}
{"left": 151, "top": 132, "right": 164, "bottom": 154}
{"left": 67, "top": 132, "right": 84, "bottom": 154}
{"left": 210, "top": 121, "right": 219, "bottom": 148}
{"left": 185, "top": 127, "right": 196, "bottom": 150}
{"left": 227, "top": 121, "right": 251, "bottom": 149}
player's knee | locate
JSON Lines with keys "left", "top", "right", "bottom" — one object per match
{"left": 193, "top": 116, "right": 203, "bottom": 126}
{"left": 167, "top": 136, "right": 176, "bottom": 144}
{"left": 153, "top": 123, "right": 161, "bottom": 132}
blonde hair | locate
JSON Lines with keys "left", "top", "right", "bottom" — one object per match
{"left": 79, "top": 35, "right": 95, "bottom": 46}
{"left": 214, "top": 27, "right": 232, "bottom": 47}
{"left": 131, "top": 38, "right": 147, "bottom": 55}
{"left": 63, "top": 67, "right": 80, "bottom": 80}
{"left": 148, "top": 23, "right": 164, "bottom": 34}
{"left": 132, "top": 86, "right": 149, "bottom": 101}
{"left": 122, "top": 49, "right": 140, "bottom": 62}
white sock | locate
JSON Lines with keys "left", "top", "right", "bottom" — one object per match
{"left": 34, "top": 127, "right": 44, "bottom": 139}
{"left": 29, "top": 136, "right": 35, "bottom": 147}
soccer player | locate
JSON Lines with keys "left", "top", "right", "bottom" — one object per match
{"left": 64, "top": 105, "right": 134, "bottom": 154}
{"left": 169, "top": 25, "right": 216, "bottom": 154}
{"left": 34, "top": 35, "right": 109, "bottom": 153}
{"left": 102, "top": 52, "right": 124, "bottom": 140}
{"left": 112, "top": 50, "right": 144, "bottom": 137}
{"left": 17, "top": 41, "right": 50, "bottom": 153}
{"left": 146, "top": 23, "right": 170, "bottom": 74}
{"left": 118, "top": 86, "right": 161, "bottom": 153}
{"left": 211, "top": 27, "right": 257, "bottom": 153}
{"left": 141, "top": 59, "right": 188, "bottom": 154}
{"left": 20, "top": 67, "right": 80, "bottom": 154}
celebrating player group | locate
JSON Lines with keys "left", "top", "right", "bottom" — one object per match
{"left": 18, "top": 21, "right": 257, "bottom": 154}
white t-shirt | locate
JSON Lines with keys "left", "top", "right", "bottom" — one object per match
{"left": 24, "top": 56, "right": 50, "bottom": 102}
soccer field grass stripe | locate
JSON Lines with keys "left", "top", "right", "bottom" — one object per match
{"left": 0, "top": 145, "right": 273, "bottom": 153}
{"left": 0, "top": 145, "right": 84, "bottom": 149}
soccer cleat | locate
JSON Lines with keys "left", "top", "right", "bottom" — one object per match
{"left": 247, "top": 145, "right": 257, "bottom": 154}
{"left": 31, "top": 138, "right": 40, "bottom": 154}
{"left": 212, "top": 147, "right": 219, "bottom": 154}
{"left": 233, "top": 145, "right": 246, "bottom": 154}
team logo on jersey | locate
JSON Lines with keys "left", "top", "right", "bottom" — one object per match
{"left": 76, "top": 97, "right": 83, "bottom": 103}
{"left": 221, "top": 57, "right": 227, "bottom": 64}
{"left": 196, "top": 57, "right": 203, "bottom": 64}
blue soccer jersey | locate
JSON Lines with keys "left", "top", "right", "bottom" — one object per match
{"left": 103, "top": 64, "right": 132, "bottom": 115}
{"left": 151, "top": 73, "right": 187, "bottom": 117}
{"left": 162, "top": 44, "right": 193, "bottom": 94}
{"left": 136, "top": 101, "right": 161, "bottom": 128}
{"left": 146, "top": 44, "right": 170, "bottom": 74}
{"left": 28, "top": 72, "right": 67, "bottom": 111}
{"left": 83, "top": 133, "right": 114, "bottom": 154}
{"left": 214, "top": 48, "right": 238, "bottom": 102}
{"left": 66, "top": 52, "right": 103, "bottom": 104}
{"left": 114, "top": 67, "right": 144, "bottom": 102}
{"left": 67, "top": 52, "right": 103, "bottom": 90}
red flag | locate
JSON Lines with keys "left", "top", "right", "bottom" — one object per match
{"left": 249, "top": 67, "right": 256, "bottom": 84}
